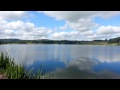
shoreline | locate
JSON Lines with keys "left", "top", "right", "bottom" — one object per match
{"left": 0, "top": 43, "right": 120, "bottom": 46}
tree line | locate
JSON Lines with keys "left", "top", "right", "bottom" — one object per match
{"left": 0, "top": 37, "right": 120, "bottom": 45}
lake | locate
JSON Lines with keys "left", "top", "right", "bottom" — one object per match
{"left": 0, "top": 44, "right": 120, "bottom": 79}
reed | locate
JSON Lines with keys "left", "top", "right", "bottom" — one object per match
{"left": 0, "top": 52, "right": 54, "bottom": 79}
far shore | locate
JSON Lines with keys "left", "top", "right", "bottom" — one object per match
{"left": 0, "top": 43, "right": 120, "bottom": 46}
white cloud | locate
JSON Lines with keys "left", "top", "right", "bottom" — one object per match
{"left": 1, "top": 11, "right": 120, "bottom": 40}
{"left": 96, "top": 26, "right": 120, "bottom": 35}
{"left": 59, "top": 24, "right": 68, "bottom": 30}
{"left": 66, "top": 19, "right": 99, "bottom": 32}
{"left": 40, "top": 11, "right": 120, "bottom": 22}
{"left": 39, "top": 11, "right": 120, "bottom": 40}
{"left": 50, "top": 26, "right": 120, "bottom": 40}
{"left": 86, "top": 25, "right": 120, "bottom": 40}
{"left": 81, "top": 30, "right": 94, "bottom": 35}
{"left": 0, "top": 11, "right": 28, "bottom": 20}
{"left": 0, "top": 20, "right": 52, "bottom": 40}
{"left": 50, "top": 31, "right": 90, "bottom": 40}
{"left": 50, "top": 31, "right": 77, "bottom": 40}
{"left": 3, "top": 21, "right": 35, "bottom": 32}
{"left": 40, "top": 11, "right": 119, "bottom": 34}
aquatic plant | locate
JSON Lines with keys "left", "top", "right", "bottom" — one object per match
{"left": 0, "top": 52, "right": 54, "bottom": 79}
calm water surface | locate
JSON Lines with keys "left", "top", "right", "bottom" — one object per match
{"left": 0, "top": 44, "right": 120, "bottom": 79}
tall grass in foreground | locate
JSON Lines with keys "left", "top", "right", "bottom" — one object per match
{"left": 0, "top": 52, "right": 55, "bottom": 79}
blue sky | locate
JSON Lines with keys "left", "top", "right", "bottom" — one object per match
{"left": 27, "top": 11, "right": 65, "bottom": 28}
{"left": 94, "top": 15, "right": 120, "bottom": 26}
{"left": 0, "top": 11, "right": 120, "bottom": 40}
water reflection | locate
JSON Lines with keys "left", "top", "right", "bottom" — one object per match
{"left": 67, "top": 57, "right": 98, "bottom": 71}
{"left": 54, "top": 65, "right": 120, "bottom": 79}
{"left": 1, "top": 44, "right": 120, "bottom": 78}
{"left": 92, "top": 46, "right": 120, "bottom": 63}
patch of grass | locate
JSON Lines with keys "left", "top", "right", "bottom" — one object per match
{"left": 0, "top": 52, "right": 54, "bottom": 79}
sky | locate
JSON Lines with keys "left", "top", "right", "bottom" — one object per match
{"left": 0, "top": 11, "right": 120, "bottom": 41}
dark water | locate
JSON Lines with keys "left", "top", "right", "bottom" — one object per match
{"left": 1, "top": 44, "right": 120, "bottom": 79}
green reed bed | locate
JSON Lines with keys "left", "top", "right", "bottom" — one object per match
{"left": 0, "top": 52, "right": 54, "bottom": 79}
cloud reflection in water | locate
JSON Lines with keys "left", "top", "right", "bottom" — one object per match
{"left": 1, "top": 44, "right": 120, "bottom": 78}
